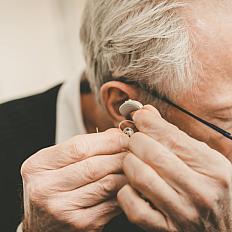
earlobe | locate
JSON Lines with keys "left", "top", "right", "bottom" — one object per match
{"left": 100, "top": 81, "right": 140, "bottom": 125}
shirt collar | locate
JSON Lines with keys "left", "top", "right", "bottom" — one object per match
{"left": 56, "top": 77, "right": 86, "bottom": 144}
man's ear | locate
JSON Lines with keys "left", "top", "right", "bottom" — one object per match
{"left": 100, "top": 81, "right": 140, "bottom": 126}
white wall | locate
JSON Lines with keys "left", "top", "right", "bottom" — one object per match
{"left": 0, "top": 0, "right": 86, "bottom": 103}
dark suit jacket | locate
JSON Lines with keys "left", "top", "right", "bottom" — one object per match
{"left": 0, "top": 85, "right": 144, "bottom": 232}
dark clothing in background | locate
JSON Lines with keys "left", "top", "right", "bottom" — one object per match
{"left": 0, "top": 85, "right": 60, "bottom": 231}
{"left": 0, "top": 85, "right": 143, "bottom": 232}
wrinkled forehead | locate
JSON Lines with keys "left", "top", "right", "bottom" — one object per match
{"left": 188, "top": 0, "right": 232, "bottom": 69}
{"left": 180, "top": 0, "right": 232, "bottom": 111}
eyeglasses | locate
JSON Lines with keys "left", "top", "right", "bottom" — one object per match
{"left": 115, "top": 78, "right": 232, "bottom": 141}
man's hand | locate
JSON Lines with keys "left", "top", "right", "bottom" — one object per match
{"left": 118, "top": 105, "right": 232, "bottom": 232}
{"left": 21, "top": 129, "right": 129, "bottom": 232}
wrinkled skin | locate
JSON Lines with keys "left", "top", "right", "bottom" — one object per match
{"left": 21, "top": 129, "right": 129, "bottom": 232}
{"left": 118, "top": 105, "right": 232, "bottom": 232}
{"left": 21, "top": 106, "right": 232, "bottom": 232}
{"left": 21, "top": 1, "right": 232, "bottom": 231}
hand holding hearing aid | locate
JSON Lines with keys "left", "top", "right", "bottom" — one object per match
{"left": 21, "top": 128, "right": 129, "bottom": 232}
{"left": 117, "top": 102, "right": 232, "bottom": 232}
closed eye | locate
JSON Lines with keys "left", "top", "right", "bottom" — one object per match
{"left": 212, "top": 108, "right": 232, "bottom": 120}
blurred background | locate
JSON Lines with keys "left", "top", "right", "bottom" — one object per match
{"left": 0, "top": 0, "right": 86, "bottom": 103}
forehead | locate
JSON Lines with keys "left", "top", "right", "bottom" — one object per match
{"left": 181, "top": 1, "right": 232, "bottom": 112}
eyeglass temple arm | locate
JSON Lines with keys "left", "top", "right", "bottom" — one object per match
{"left": 109, "top": 78, "right": 232, "bottom": 140}
{"left": 163, "top": 98, "right": 232, "bottom": 140}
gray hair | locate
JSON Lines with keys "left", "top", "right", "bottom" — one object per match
{"left": 80, "top": 0, "right": 195, "bottom": 102}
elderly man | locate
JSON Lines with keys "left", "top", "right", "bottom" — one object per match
{"left": 1, "top": 0, "right": 232, "bottom": 231}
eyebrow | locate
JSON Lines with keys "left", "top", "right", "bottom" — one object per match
{"left": 200, "top": 94, "right": 232, "bottom": 113}
{"left": 211, "top": 105, "right": 232, "bottom": 114}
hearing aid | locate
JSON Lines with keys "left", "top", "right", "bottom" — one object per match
{"left": 119, "top": 99, "right": 143, "bottom": 137}
{"left": 119, "top": 99, "right": 143, "bottom": 117}
{"left": 119, "top": 120, "right": 136, "bottom": 137}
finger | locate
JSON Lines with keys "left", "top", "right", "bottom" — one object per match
{"left": 117, "top": 185, "right": 177, "bottom": 232}
{"left": 132, "top": 105, "right": 224, "bottom": 171}
{"left": 24, "top": 128, "right": 129, "bottom": 170}
{"left": 70, "top": 199, "right": 122, "bottom": 231}
{"left": 53, "top": 174, "right": 127, "bottom": 208}
{"left": 128, "top": 132, "right": 201, "bottom": 193}
{"left": 123, "top": 153, "right": 196, "bottom": 219}
{"left": 46, "top": 153, "right": 126, "bottom": 190}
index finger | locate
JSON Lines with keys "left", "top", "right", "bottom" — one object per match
{"left": 24, "top": 128, "right": 129, "bottom": 170}
{"left": 132, "top": 105, "right": 225, "bottom": 169}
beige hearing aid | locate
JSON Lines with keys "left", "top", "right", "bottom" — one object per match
{"left": 119, "top": 99, "right": 143, "bottom": 137}
{"left": 119, "top": 99, "right": 143, "bottom": 117}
